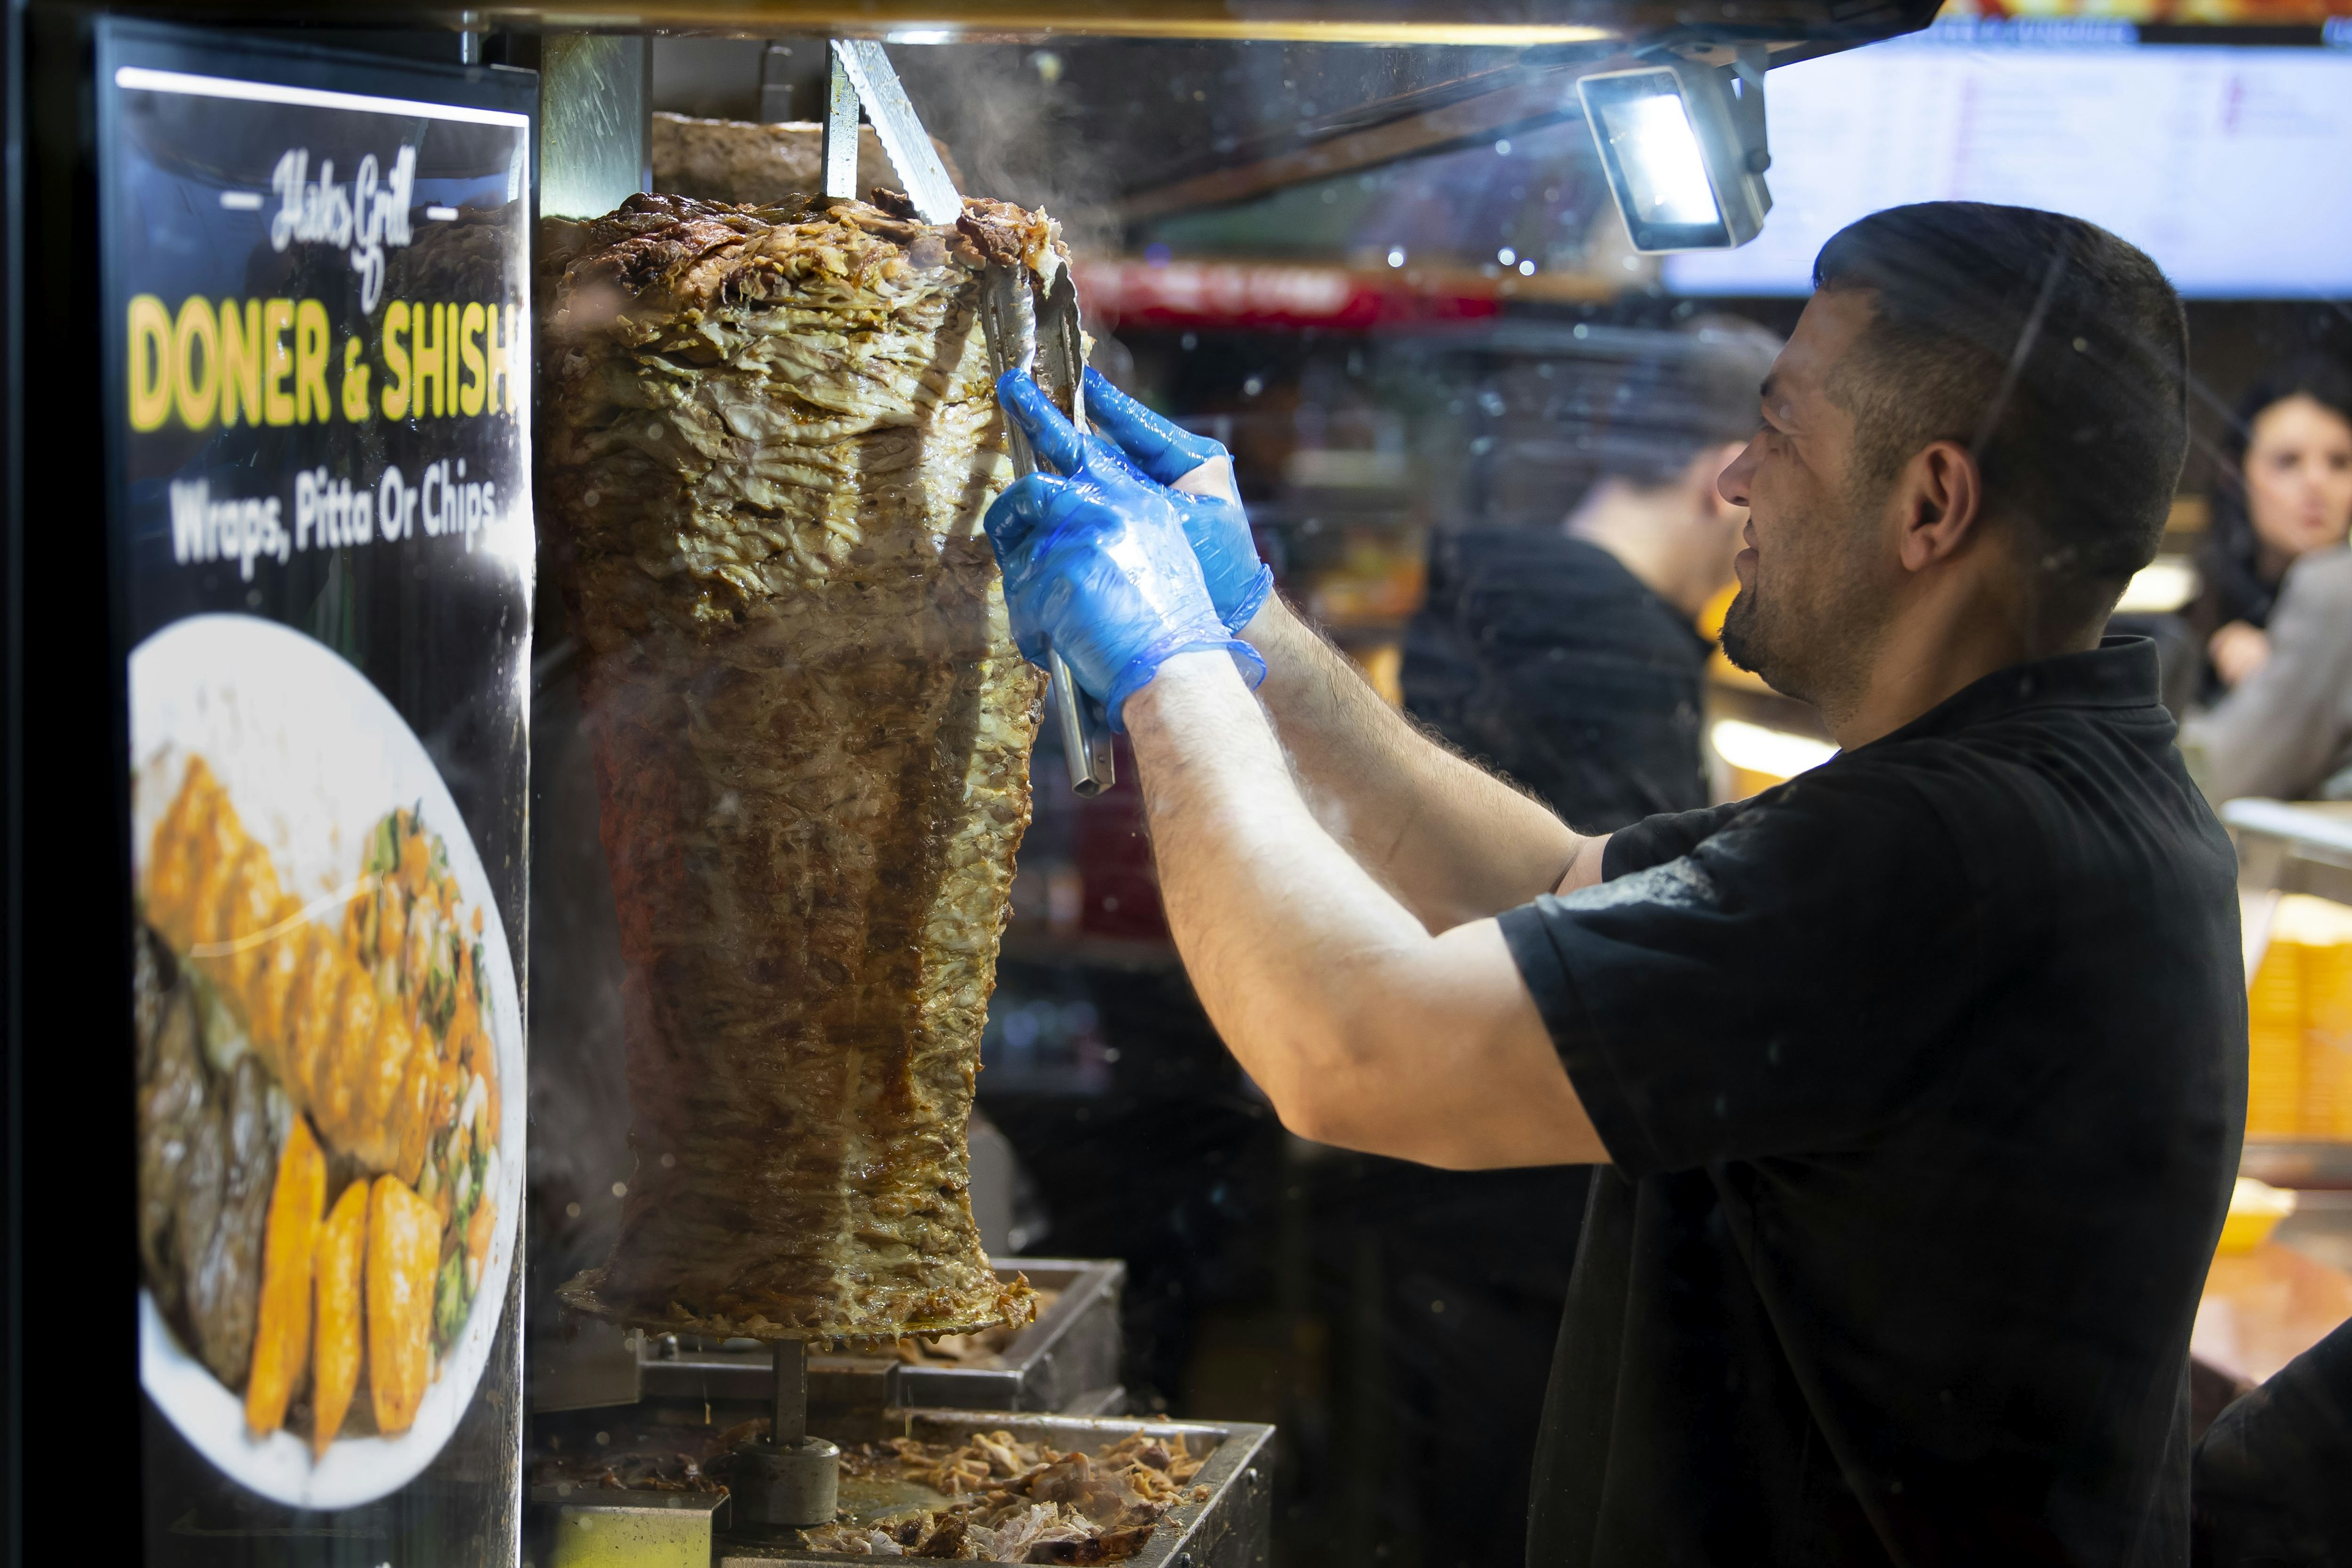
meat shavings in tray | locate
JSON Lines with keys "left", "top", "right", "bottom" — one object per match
{"left": 884, "top": 1288, "right": 1060, "bottom": 1368}
{"left": 532, "top": 1425, "right": 1213, "bottom": 1562}
{"left": 804, "top": 1430, "right": 1213, "bottom": 1561}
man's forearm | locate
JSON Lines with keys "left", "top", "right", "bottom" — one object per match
{"left": 1238, "top": 597, "right": 1599, "bottom": 929}
{"left": 1123, "top": 652, "right": 1607, "bottom": 1170}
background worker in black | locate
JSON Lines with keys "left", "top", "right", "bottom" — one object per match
{"left": 1403, "top": 317, "right": 1784, "bottom": 830}
{"left": 1378, "top": 316, "right": 1781, "bottom": 1563}
{"left": 983, "top": 201, "right": 2239, "bottom": 1564}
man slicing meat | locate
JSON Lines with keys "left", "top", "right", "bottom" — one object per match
{"left": 983, "top": 202, "right": 2243, "bottom": 1566}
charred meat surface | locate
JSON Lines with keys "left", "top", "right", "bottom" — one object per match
{"left": 541, "top": 192, "right": 1053, "bottom": 1340}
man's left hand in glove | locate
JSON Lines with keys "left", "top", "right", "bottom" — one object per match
{"left": 982, "top": 372, "right": 1264, "bottom": 733}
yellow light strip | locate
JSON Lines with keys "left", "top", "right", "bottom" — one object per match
{"left": 1709, "top": 719, "right": 1837, "bottom": 780}
{"left": 491, "top": 3, "right": 1619, "bottom": 43}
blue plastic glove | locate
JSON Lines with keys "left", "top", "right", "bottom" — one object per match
{"left": 986, "top": 374, "right": 1266, "bottom": 731}
{"left": 999, "top": 370, "right": 1275, "bottom": 634}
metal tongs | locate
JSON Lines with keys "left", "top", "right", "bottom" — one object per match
{"left": 821, "top": 40, "right": 1115, "bottom": 796}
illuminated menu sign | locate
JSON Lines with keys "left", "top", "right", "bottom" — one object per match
{"left": 100, "top": 21, "right": 534, "bottom": 1561}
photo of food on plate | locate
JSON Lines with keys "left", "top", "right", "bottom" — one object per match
{"left": 136, "top": 753, "right": 505, "bottom": 1460}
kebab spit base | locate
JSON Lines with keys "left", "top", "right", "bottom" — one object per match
{"left": 536, "top": 1260, "right": 1128, "bottom": 1421}
{"left": 529, "top": 1410, "right": 1273, "bottom": 1568}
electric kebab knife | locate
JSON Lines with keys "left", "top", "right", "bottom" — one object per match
{"left": 823, "top": 40, "right": 1116, "bottom": 797}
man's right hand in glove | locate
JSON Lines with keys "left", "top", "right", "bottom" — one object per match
{"left": 982, "top": 372, "right": 1264, "bottom": 733}
{"left": 999, "top": 370, "right": 1275, "bottom": 635}
{"left": 993, "top": 365, "right": 1590, "bottom": 948}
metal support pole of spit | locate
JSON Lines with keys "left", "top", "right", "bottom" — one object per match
{"left": 821, "top": 38, "right": 1113, "bottom": 797}
{"left": 775, "top": 1334, "right": 807, "bottom": 1445}
{"left": 731, "top": 1336, "right": 840, "bottom": 1529}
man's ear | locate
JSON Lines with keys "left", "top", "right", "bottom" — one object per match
{"left": 1893, "top": 440, "right": 1986, "bottom": 573}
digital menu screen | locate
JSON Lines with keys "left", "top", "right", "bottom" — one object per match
{"left": 1666, "top": 33, "right": 2352, "bottom": 298}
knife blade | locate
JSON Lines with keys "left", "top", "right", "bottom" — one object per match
{"left": 827, "top": 39, "right": 962, "bottom": 224}
{"left": 975, "top": 264, "right": 1114, "bottom": 797}
{"left": 1027, "top": 268, "right": 1118, "bottom": 794}
{"left": 829, "top": 39, "right": 1111, "bottom": 796}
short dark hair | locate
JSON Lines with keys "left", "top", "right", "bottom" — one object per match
{"left": 1812, "top": 202, "right": 2189, "bottom": 603}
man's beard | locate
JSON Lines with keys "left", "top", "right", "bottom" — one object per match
{"left": 1717, "top": 584, "right": 1769, "bottom": 677}
{"left": 1717, "top": 505, "right": 1889, "bottom": 723}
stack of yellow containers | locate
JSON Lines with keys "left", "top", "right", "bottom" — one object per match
{"left": 2246, "top": 893, "right": 2352, "bottom": 1140}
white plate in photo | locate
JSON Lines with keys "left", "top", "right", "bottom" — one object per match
{"left": 130, "top": 612, "right": 523, "bottom": 1510}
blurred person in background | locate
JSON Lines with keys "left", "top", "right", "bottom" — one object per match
{"left": 1404, "top": 318, "right": 1784, "bottom": 829}
{"left": 1344, "top": 317, "right": 1781, "bottom": 1565}
{"left": 2185, "top": 360, "right": 2352, "bottom": 694}
{"left": 2179, "top": 358, "right": 2352, "bottom": 801}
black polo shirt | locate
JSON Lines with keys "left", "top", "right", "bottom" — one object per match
{"left": 1499, "top": 639, "right": 2244, "bottom": 1567}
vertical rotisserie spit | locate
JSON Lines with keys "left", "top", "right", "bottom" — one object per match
{"left": 540, "top": 191, "right": 1056, "bottom": 1340}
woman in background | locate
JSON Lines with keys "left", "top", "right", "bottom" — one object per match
{"left": 2187, "top": 359, "right": 2352, "bottom": 694}
{"left": 2182, "top": 357, "right": 2352, "bottom": 802}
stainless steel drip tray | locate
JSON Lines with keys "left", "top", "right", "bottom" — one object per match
{"left": 633, "top": 1259, "right": 1127, "bottom": 1417}
{"left": 712, "top": 1409, "right": 1273, "bottom": 1568}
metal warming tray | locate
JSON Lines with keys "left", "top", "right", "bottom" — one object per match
{"left": 718, "top": 1411, "right": 1273, "bottom": 1568}
{"left": 532, "top": 1409, "right": 1272, "bottom": 1568}
{"left": 535, "top": 1259, "right": 1127, "bottom": 1417}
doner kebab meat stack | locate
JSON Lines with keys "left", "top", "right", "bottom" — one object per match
{"left": 539, "top": 188, "right": 1065, "bottom": 1340}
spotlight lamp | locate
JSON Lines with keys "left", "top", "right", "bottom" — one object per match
{"left": 1578, "top": 46, "right": 1774, "bottom": 253}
